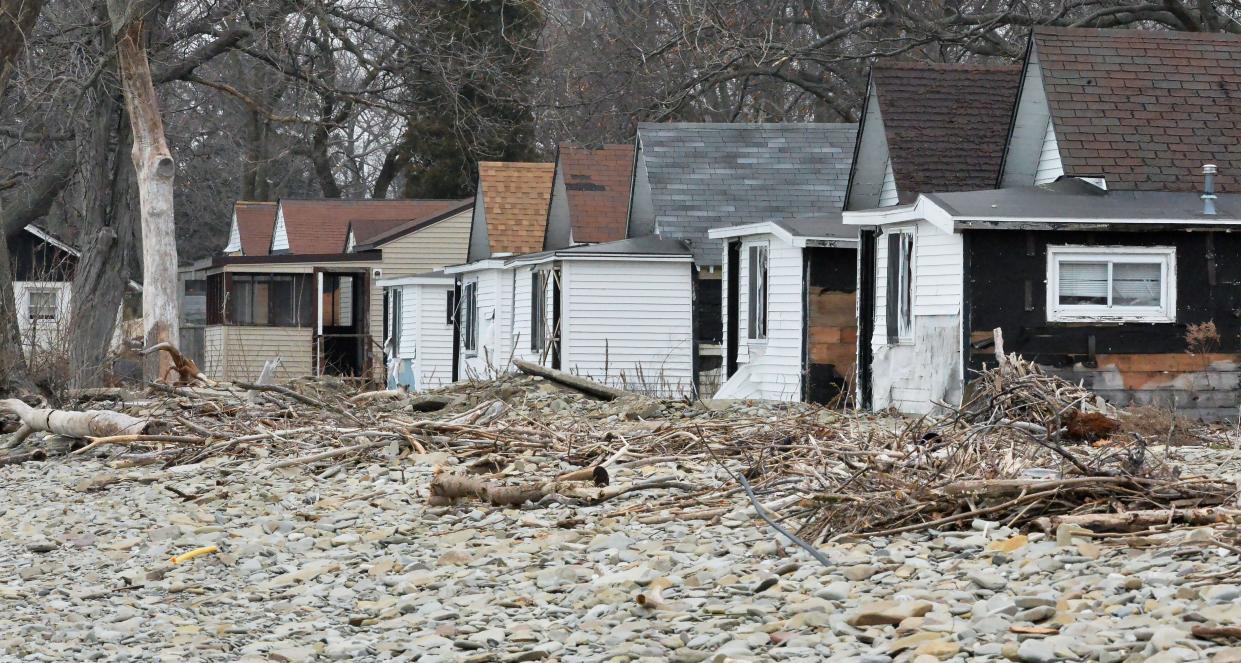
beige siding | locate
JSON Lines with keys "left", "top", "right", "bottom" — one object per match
{"left": 368, "top": 210, "right": 473, "bottom": 377}
{"left": 204, "top": 325, "right": 314, "bottom": 381}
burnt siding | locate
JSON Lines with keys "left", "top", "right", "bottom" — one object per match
{"left": 965, "top": 229, "right": 1238, "bottom": 363}
{"left": 966, "top": 229, "right": 1241, "bottom": 419}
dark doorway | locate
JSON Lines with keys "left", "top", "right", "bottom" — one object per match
{"left": 726, "top": 240, "right": 740, "bottom": 377}
{"left": 317, "top": 271, "right": 369, "bottom": 377}
{"left": 856, "top": 230, "right": 876, "bottom": 409}
{"left": 803, "top": 246, "right": 857, "bottom": 405}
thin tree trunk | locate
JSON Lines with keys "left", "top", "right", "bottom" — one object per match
{"left": 111, "top": 18, "right": 179, "bottom": 381}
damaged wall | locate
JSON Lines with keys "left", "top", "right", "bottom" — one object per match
{"left": 966, "top": 229, "right": 1241, "bottom": 419}
{"left": 804, "top": 246, "right": 857, "bottom": 404}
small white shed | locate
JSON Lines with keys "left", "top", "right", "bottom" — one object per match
{"left": 377, "top": 271, "right": 458, "bottom": 391}
{"left": 708, "top": 218, "right": 857, "bottom": 404}
{"left": 443, "top": 258, "right": 515, "bottom": 381}
{"left": 506, "top": 237, "right": 697, "bottom": 398}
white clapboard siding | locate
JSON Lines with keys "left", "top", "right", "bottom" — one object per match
{"left": 560, "top": 259, "right": 694, "bottom": 397}
{"left": 459, "top": 267, "right": 515, "bottom": 379}
{"left": 870, "top": 220, "right": 964, "bottom": 415}
{"left": 1034, "top": 119, "right": 1064, "bottom": 185}
{"left": 415, "top": 282, "right": 455, "bottom": 389}
{"left": 509, "top": 264, "right": 557, "bottom": 366}
{"left": 878, "top": 160, "right": 899, "bottom": 207}
{"left": 732, "top": 234, "right": 805, "bottom": 401}
{"left": 270, "top": 210, "right": 289, "bottom": 252}
{"left": 913, "top": 229, "right": 963, "bottom": 316}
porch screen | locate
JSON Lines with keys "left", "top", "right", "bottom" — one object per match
{"left": 225, "top": 273, "right": 314, "bottom": 327}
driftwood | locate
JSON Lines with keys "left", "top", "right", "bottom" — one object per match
{"left": 1192, "top": 625, "right": 1241, "bottom": 641}
{"left": 1034, "top": 508, "right": 1241, "bottom": 533}
{"left": 0, "top": 449, "right": 46, "bottom": 466}
{"left": 142, "top": 342, "right": 215, "bottom": 386}
{"left": 513, "top": 360, "right": 631, "bottom": 401}
{"left": 428, "top": 470, "right": 690, "bottom": 508}
{"left": 350, "top": 389, "right": 409, "bottom": 405}
{"left": 0, "top": 399, "right": 147, "bottom": 439}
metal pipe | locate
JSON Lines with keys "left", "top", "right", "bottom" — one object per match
{"left": 1203, "top": 164, "right": 1218, "bottom": 216}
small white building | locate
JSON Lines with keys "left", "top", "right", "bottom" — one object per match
{"left": 708, "top": 218, "right": 857, "bottom": 403}
{"left": 506, "top": 237, "right": 696, "bottom": 397}
{"left": 442, "top": 258, "right": 515, "bottom": 381}
{"left": 377, "top": 271, "right": 457, "bottom": 390}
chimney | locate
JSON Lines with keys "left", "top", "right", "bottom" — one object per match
{"left": 1203, "top": 164, "right": 1218, "bottom": 216}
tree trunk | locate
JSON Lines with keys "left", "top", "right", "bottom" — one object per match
{"left": 0, "top": 0, "right": 46, "bottom": 394}
{"left": 112, "top": 19, "right": 180, "bottom": 382}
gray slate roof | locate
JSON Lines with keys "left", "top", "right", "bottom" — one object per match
{"left": 929, "top": 178, "right": 1241, "bottom": 225}
{"left": 635, "top": 122, "right": 857, "bottom": 264}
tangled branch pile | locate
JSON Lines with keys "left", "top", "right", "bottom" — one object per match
{"left": 0, "top": 351, "right": 1236, "bottom": 544}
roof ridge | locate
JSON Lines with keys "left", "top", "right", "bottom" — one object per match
{"left": 1034, "top": 26, "right": 1241, "bottom": 42}
{"left": 872, "top": 61, "right": 1021, "bottom": 72}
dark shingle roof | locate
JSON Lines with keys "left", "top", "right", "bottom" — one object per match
{"left": 927, "top": 178, "right": 1241, "bottom": 224}
{"left": 1034, "top": 27, "right": 1241, "bottom": 192}
{"left": 636, "top": 123, "right": 857, "bottom": 264}
{"left": 872, "top": 63, "right": 1020, "bottom": 200}
{"left": 559, "top": 144, "right": 634, "bottom": 244}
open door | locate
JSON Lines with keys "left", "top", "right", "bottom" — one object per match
{"left": 315, "top": 270, "right": 369, "bottom": 377}
{"left": 803, "top": 246, "right": 857, "bottom": 405}
{"left": 725, "top": 240, "right": 740, "bottom": 377}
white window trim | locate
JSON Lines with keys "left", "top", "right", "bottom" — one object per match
{"left": 891, "top": 227, "right": 916, "bottom": 344}
{"left": 745, "top": 240, "right": 769, "bottom": 343}
{"left": 1046, "top": 245, "right": 1176, "bottom": 323}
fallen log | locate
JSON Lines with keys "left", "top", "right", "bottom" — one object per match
{"left": 428, "top": 470, "right": 690, "bottom": 508}
{"left": 349, "top": 389, "right": 409, "bottom": 405}
{"left": 0, "top": 449, "right": 46, "bottom": 466}
{"left": 513, "top": 360, "right": 631, "bottom": 401}
{"left": 0, "top": 399, "right": 147, "bottom": 439}
{"left": 1034, "top": 507, "right": 1241, "bottom": 533}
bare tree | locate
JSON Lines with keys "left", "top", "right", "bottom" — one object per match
{"left": 107, "top": 0, "right": 178, "bottom": 381}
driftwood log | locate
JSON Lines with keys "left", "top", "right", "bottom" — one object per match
{"left": 1034, "top": 507, "right": 1241, "bottom": 533}
{"left": 142, "top": 342, "right": 215, "bottom": 386}
{"left": 0, "top": 399, "right": 147, "bottom": 439}
{"left": 428, "top": 470, "right": 690, "bottom": 508}
{"left": 513, "top": 360, "right": 631, "bottom": 401}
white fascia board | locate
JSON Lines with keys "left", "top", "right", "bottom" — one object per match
{"left": 842, "top": 196, "right": 956, "bottom": 234}
{"left": 559, "top": 254, "right": 693, "bottom": 263}
{"left": 442, "top": 259, "right": 507, "bottom": 275}
{"left": 707, "top": 221, "right": 787, "bottom": 240}
{"left": 792, "top": 236, "right": 857, "bottom": 248}
{"left": 955, "top": 217, "right": 1241, "bottom": 227}
{"left": 377, "top": 275, "right": 455, "bottom": 288}
{"left": 24, "top": 225, "right": 80, "bottom": 257}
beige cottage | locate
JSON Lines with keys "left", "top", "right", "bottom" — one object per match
{"left": 201, "top": 199, "right": 473, "bottom": 382}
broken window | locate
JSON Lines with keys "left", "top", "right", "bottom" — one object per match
{"left": 747, "top": 245, "right": 768, "bottom": 340}
{"left": 461, "top": 281, "right": 478, "bottom": 354}
{"left": 531, "top": 270, "right": 547, "bottom": 351}
{"left": 388, "top": 288, "right": 403, "bottom": 357}
{"left": 885, "top": 230, "right": 914, "bottom": 343}
{"left": 27, "top": 289, "right": 57, "bottom": 321}
{"left": 1049, "top": 246, "right": 1174, "bottom": 322}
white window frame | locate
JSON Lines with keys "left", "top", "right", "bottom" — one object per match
{"left": 26, "top": 287, "right": 60, "bottom": 322}
{"left": 886, "top": 227, "right": 915, "bottom": 343}
{"left": 1046, "top": 245, "right": 1176, "bottom": 323}
{"left": 746, "top": 242, "right": 769, "bottom": 342}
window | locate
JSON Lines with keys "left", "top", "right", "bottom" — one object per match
{"left": 885, "top": 230, "right": 914, "bottom": 343}
{"left": 388, "top": 289, "right": 403, "bottom": 357}
{"left": 461, "top": 281, "right": 478, "bottom": 354}
{"left": 27, "top": 290, "right": 57, "bottom": 321}
{"left": 531, "top": 270, "right": 547, "bottom": 351}
{"left": 747, "top": 245, "right": 768, "bottom": 340}
{"left": 1048, "top": 246, "right": 1175, "bottom": 322}
{"left": 446, "top": 290, "right": 456, "bottom": 325}
{"left": 223, "top": 273, "right": 314, "bottom": 327}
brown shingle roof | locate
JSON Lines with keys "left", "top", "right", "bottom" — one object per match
{"left": 478, "top": 161, "right": 554, "bottom": 255}
{"left": 1034, "top": 27, "right": 1241, "bottom": 192}
{"left": 234, "top": 202, "right": 277, "bottom": 256}
{"left": 277, "top": 199, "right": 465, "bottom": 254}
{"left": 557, "top": 144, "right": 634, "bottom": 244}
{"left": 872, "top": 63, "right": 1020, "bottom": 201}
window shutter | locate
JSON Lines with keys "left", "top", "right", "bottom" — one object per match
{"left": 885, "top": 233, "right": 900, "bottom": 343}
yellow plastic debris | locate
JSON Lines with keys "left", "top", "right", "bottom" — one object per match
{"left": 169, "top": 545, "right": 218, "bottom": 565}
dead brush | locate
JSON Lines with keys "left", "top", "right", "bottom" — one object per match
{"left": 1117, "top": 404, "right": 1201, "bottom": 446}
{"left": 1186, "top": 321, "right": 1221, "bottom": 355}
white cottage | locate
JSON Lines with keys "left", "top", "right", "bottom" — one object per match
{"left": 506, "top": 237, "right": 696, "bottom": 397}
{"left": 442, "top": 258, "right": 515, "bottom": 381}
{"left": 708, "top": 218, "right": 857, "bottom": 403}
{"left": 377, "top": 271, "right": 457, "bottom": 390}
